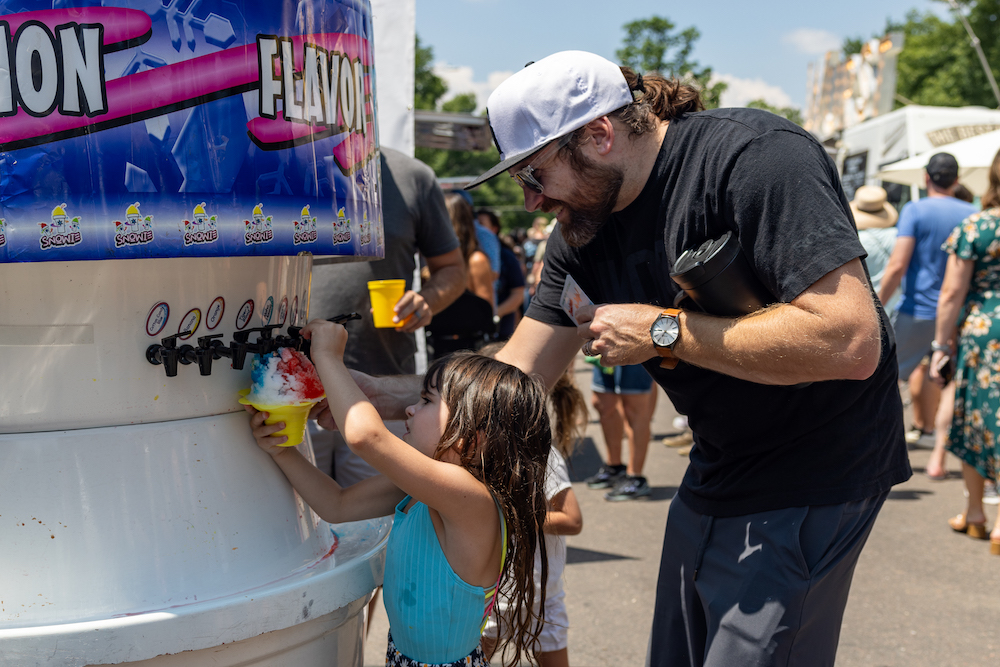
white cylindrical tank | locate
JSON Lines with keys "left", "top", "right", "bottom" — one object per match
{"left": 0, "top": 0, "right": 390, "bottom": 662}
{"left": 0, "top": 257, "right": 390, "bottom": 666}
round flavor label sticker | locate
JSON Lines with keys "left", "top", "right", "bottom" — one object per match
{"left": 206, "top": 296, "right": 225, "bottom": 330}
{"left": 178, "top": 308, "right": 201, "bottom": 340}
{"left": 236, "top": 299, "right": 255, "bottom": 330}
{"left": 277, "top": 296, "right": 288, "bottom": 326}
{"left": 146, "top": 302, "right": 169, "bottom": 337}
{"left": 291, "top": 296, "right": 299, "bottom": 325}
{"left": 261, "top": 296, "right": 274, "bottom": 325}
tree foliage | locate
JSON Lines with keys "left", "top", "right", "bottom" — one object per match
{"left": 892, "top": 2, "right": 1000, "bottom": 109}
{"left": 746, "top": 99, "right": 804, "bottom": 126}
{"left": 615, "top": 15, "right": 727, "bottom": 109}
{"left": 414, "top": 35, "right": 446, "bottom": 111}
{"left": 844, "top": 2, "right": 1000, "bottom": 109}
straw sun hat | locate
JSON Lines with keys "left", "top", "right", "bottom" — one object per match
{"left": 850, "top": 185, "right": 898, "bottom": 230}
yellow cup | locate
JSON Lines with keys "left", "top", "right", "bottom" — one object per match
{"left": 368, "top": 279, "right": 406, "bottom": 328}
{"left": 239, "top": 390, "right": 322, "bottom": 447}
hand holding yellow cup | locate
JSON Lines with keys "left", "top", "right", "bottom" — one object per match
{"left": 239, "top": 389, "right": 321, "bottom": 447}
{"left": 367, "top": 279, "right": 407, "bottom": 328}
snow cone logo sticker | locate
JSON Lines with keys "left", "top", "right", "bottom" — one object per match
{"left": 244, "top": 204, "right": 273, "bottom": 246}
{"left": 0, "top": 218, "right": 6, "bottom": 247}
{"left": 261, "top": 296, "right": 274, "bottom": 325}
{"left": 206, "top": 297, "right": 226, "bottom": 330}
{"left": 332, "top": 207, "right": 352, "bottom": 244}
{"left": 39, "top": 204, "right": 83, "bottom": 250}
{"left": 182, "top": 203, "right": 219, "bottom": 246}
{"left": 277, "top": 296, "right": 288, "bottom": 325}
{"left": 236, "top": 299, "right": 255, "bottom": 330}
{"left": 293, "top": 205, "right": 318, "bottom": 245}
{"left": 114, "top": 202, "right": 154, "bottom": 248}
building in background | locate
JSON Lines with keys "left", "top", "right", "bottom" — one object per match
{"left": 805, "top": 33, "right": 904, "bottom": 143}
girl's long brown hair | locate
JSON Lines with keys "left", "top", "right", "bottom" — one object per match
{"left": 480, "top": 341, "right": 588, "bottom": 458}
{"left": 548, "top": 370, "right": 588, "bottom": 458}
{"left": 981, "top": 148, "right": 1000, "bottom": 210}
{"left": 424, "top": 352, "right": 551, "bottom": 667}
{"left": 444, "top": 192, "right": 481, "bottom": 262}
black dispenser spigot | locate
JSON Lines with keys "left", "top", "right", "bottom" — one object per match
{"left": 145, "top": 331, "right": 194, "bottom": 377}
{"left": 187, "top": 334, "right": 226, "bottom": 376}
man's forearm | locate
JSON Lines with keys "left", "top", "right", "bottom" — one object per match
{"left": 420, "top": 263, "right": 466, "bottom": 314}
{"left": 676, "top": 302, "right": 880, "bottom": 385}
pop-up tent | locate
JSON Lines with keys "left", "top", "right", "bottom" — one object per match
{"left": 876, "top": 128, "right": 1000, "bottom": 195}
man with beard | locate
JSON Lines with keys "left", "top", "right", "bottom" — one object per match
{"left": 324, "top": 51, "right": 910, "bottom": 665}
{"left": 458, "top": 51, "right": 910, "bottom": 666}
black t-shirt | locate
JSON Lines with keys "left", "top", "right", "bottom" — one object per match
{"left": 527, "top": 108, "right": 911, "bottom": 517}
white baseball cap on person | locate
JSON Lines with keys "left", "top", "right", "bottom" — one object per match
{"left": 465, "top": 51, "right": 633, "bottom": 189}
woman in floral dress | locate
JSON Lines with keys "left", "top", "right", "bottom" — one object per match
{"left": 931, "top": 149, "right": 1000, "bottom": 553}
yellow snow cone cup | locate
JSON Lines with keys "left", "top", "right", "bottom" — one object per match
{"left": 239, "top": 389, "right": 321, "bottom": 447}
{"left": 367, "top": 279, "right": 406, "bottom": 328}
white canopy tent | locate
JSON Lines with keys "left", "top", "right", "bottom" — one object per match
{"left": 876, "top": 128, "right": 1000, "bottom": 196}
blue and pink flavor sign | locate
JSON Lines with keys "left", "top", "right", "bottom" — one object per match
{"left": 0, "top": 0, "right": 384, "bottom": 262}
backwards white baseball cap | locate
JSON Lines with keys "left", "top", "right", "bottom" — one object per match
{"left": 465, "top": 51, "right": 633, "bottom": 190}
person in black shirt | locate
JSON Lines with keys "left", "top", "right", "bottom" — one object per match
{"left": 334, "top": 50, "right": 910, "bottom": 665}
{"left": 457, "top": 50, "right": 911, "bottom": 667}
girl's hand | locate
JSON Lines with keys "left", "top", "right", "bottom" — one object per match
{"left": 244, "top": 404, "right": 289, "bottom": 455}
{"left": 300, "top": 320, "right": 348, "bottom": 363}
{"left": 309, "top": 397, "right": 339, "bottom": 431}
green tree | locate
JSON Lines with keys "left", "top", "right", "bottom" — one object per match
{"left": 441, "top": 93, "right": 477, "bottom": 114}
{"left": 746, "top": 99, "right": 804, "bottom": 126}
{"left": 411, "top": 37, "right": 535, "bottom": 229}
{"left": 841, "top": 36, "right": 864, "bottom": 58}
{"left": 892, "top": 2, "right": 1000, "bottom": 108}
{"left": 616, "top": 15, "right": 727, "bottom": 109}
{"left": 414, "top": 35, "right": 446, "bottom": 111}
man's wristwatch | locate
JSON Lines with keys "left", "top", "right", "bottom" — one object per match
{"left": 650, "top": 308, "right": 682, "bottom": 369}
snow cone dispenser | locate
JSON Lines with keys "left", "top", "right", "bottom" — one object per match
{"left": 0, "top": 2, "right": 388, "bottom": 665}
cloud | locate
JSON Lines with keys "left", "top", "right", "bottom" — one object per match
{"left": 433, "top": 63, "right": 512, "bottom": 113}
{"left": 713, "top": 74, "right": 794, "bottom": 109}
{"left": 783, "top": 28, "right": 841, "bottom": 55}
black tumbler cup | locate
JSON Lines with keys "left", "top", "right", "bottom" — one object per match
{"left": 669, "top": 231, "right": 773, "bottom": 317}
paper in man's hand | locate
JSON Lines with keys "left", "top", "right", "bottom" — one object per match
{"left": 560, "top": 274, "right": 593, "bottom": 325}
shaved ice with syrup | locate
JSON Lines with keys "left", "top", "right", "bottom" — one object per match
{"left": 248, "top": 348, "right": 325, "bottom": 404}
{"left": 240, "top": 348, "right": 325, "bottom": 447}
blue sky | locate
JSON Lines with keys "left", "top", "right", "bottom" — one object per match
{"left": 416, "top": 0, "right": 952, "bottom": 112}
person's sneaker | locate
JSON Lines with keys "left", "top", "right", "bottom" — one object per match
{"left": 985, "top": 481, "right": 1000, "bottom": 505}
{"left": 605, "top": 475, "right": 651, "bottom": 501}
{"left": 585, "top": 464, "right": 626, "bottom": 489}
{"left": 662, "top": 431, "right": 694, "bottom": 448}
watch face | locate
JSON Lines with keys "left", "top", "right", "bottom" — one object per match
{"left": 651, "top": 314, "right": 679, "bottom": 347}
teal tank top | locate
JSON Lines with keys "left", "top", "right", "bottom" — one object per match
{"left": 383, "top": 496, "right": 507, "bottom": 663}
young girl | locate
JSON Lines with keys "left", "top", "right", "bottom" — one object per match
{"left": 481, "top": 342, "right": 587, "bottom": 667}
{"left": 246, "top": 320, "right": 551, "bottom": 667}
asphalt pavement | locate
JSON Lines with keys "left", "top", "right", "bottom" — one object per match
{"left": 363, "top": 355, "right": 1000, "bottom": 666}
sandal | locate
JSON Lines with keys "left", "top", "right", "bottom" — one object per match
{"left": 949, "top": 514, "right": 988, "bottom": 539}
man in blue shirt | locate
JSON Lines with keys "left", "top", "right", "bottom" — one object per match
{"left": 878, "top": 152, "right": 976, "bottom": 443}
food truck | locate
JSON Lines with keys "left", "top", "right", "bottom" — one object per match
{"left": 0, "top": 1, "right": 393, "bottom": 664}
{"left": 836, "top": 105, "right": 1000, "bottom": 202}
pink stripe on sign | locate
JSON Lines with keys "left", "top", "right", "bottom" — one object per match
{"left": 1, "top": 7, "right": 151, "bottom": 49}
{"left": 0, "top": 31, "right": 369, "bottom": 149}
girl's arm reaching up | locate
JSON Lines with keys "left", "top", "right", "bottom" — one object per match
{"left": 302, "top": 321, "right": 498, "bottom": 533}
{"left": 246, "top": 406, "right": 405, "bottom": 523}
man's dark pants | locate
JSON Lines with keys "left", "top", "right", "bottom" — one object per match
{"left": 647, "top": 491, "right": 887, "bottom": 667}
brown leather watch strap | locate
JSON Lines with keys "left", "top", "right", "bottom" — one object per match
{"left": 653, "top": 308, "right": 681, "bottom": 370}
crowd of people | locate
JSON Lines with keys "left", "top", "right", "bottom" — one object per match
{"left": 244, "top": 47, "right": 1000, "bottom": 667}
{"left": 850, "top": 150, "right": 1000, "bottom": 557}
